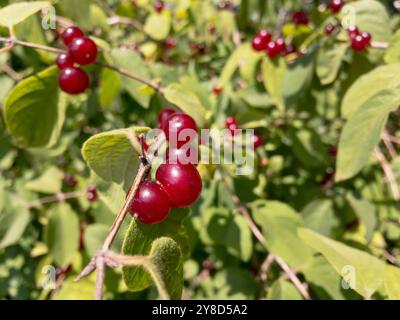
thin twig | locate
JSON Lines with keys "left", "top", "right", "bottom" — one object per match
{"left": 95, "top": 61, "right": 163, "bottom": 93}
{"left": 0, "top": 37, "right": 65, "bottom": 54}
{"left": 371, "top": 41, "right": 389, "bottom": 49}
{"left": 23, "top": 191, "right": 85, "bottom": 209}
{"left": 107, "top": 16, "right": 144, "bottom": 31}
{"left": 374, "top": 147, "right": 400, "bottom": 201}
{"left": 76, "top": 135, "right": 165, "bottom": 300}
{"left": 0, "top": 37, "right": 164, "bottom": 92}
{"left": 0, "top": 63, "right": 22, "bottom": 81}
{"left": 382, "top": 130, "right": 398, "bottom": 159}
{"left": 220, "top": 173, "right": 310, "bottom": 300}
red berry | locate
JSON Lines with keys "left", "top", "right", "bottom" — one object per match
{"left": 154, "top": 0, "right": 164, "bottom": 12}
{"left": 258, "top": 30, "right": 272, "bottom": 43}
{"left": 292, "top": 11, "right": 309, "bottom": 25}
{"left": 62, "top": 26, "right": 84, "bottom": 46}
{"left": 361, "top": 31, "right": 372, "bottom": 46}
{"left": 158, "top": 108, "right": 176, "bottom": 128}
{"left": 59, "top": 67, "right": 90, "bottom": 95}
{"left": 156, "top": 163, "right": 202, "bottom": 208}
{"left": 213, "top": 85, "right": 223, "bottom": 95}
{"left": 253, "top": 134, "right": 263, "bottom": 149}
{"left": 56, "top": 53, "right": 75, "bottom": 69}
{"left": 252, "top": 36, "right": 266, "bottom": 51}
{"left": 86, "top": 185, "right": 97, "bottom": 202}
{"left": 165, "top": 147, "right": 198, "bottom": 165}
{"left": 162, "top": 113, "right": 198, "bottom": 148}
{"left": 346, "top": 25, "right": 359, "bottom": 39}
{"left": 68, "top": 37, "right": 98, "bottom": 65}
{"left": 324, "top": 24, "right": 335, "bottom": 35}
{"left": 129, "top": 181, "right": 171, "bottom": 224}
{"left": 63, "top": 173, "right": 77, "bottom": 187}
{"left": 329, "top": 0, "right": 345, "bottom": 13}
{"left": 165, "top": 37, "right": 177, "bottom": 49}
{"left": 351, "top": 34, "right": 367, "bottom": 52}
{"left": 275, "top": 38, "right": 286, "bottom": 52}
{"left": 225, "top": 116, "right": 237, "bottom": 128}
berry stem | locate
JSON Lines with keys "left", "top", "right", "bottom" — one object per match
{"left": 95, "top": 61, "right": 164, "bottom": 93}
{"left": 0, "top": 37, "right": 164, "bottom": 92}
{"left": 76, "top": 135, "right": 164, "bottom": 300}
{"left": 219, "top": 171, "right": 311, "bottom": 300}
{"left": 22, "top": 190, "right": 85, "bottom": 209}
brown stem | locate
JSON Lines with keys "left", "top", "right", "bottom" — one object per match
{"left": 220, "top": 173, "right": 310, "bottom": 300}
{"left": 0, "top": 36, "right": 65, "bottom": 54}
{"left": 374, "top": 147, "right": 400, "bottom": 201}
{"left": 0, "top": 37, "right": 164, "bottom": 92}
{"left": 23, "top": 191, "right": 85, "bottom": 209}
{"left": 94, "top": 61, "right": 163, "bottom": 93}
{"left": 106, "top": 16, "right": 144, "bottom": 31}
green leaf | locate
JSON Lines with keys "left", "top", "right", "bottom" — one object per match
{"left": 212, "top": 268, "right": 257, "bottom": 299}
{"left": 45, "top": 203, "right": 80, "bottom": 266}
{"left": 218, "top": 43, "right": 261, "bottom": 87}
{"left": 4, "top": 66, "right": 66, "bottom": 148}
{"left": 122, "top": 208, "right": 189, "bottom": 293}
{"left": 146, "top": 237, "right": 183, "bottom": 300}
{"left": 0, "top": 1, "right": 50, "bottom": 28}
{"left": 82, "top": 127, "right": 149, "bottom": 185}
{"left": 57, "top": 0, "right": 90, "bottom": 29}
{"left": 289, "top": 127, "right": 328, "bottom": 169}
{"left": 302, "top": 199, "right": 337, "bottom": 237}
{"left": 110, "top": 49, "right": 152, "bottom": 108}
{"left": 53, "top": 278, "right": 95, "bottom": 300}
{"left": 261, "top": 57, "right": 287, "bottom": 111}
{"left": 267, "top": 280, "right": 303, "bottom": 300}
{"left": 99, "top": 68, "right": 121, "bottom": 108}
{"left": 251, "top": 200, "right": 314, "bottom": 268}
{"left": 335, "top": 89, "right": 400, "bottom": 182}
{"left": 384, "top": 265, "right": 400, "bottom": 300}
{"left": 25, "top": 166, "right": 64, "bottom": 194}
{"left": 303, "top": 256, "right": 350, "bottom": 300}
{"left": 282, "top": 49, "right": 315, "bottom": 105}
{"left": 384, "top": 29, "right": 400, "bottom": 64}
{"left": 0, "top": 193, "right": 30, "bottom": 249}
{"left": 346, "top": 195, "right": 376, "bottom": 242}
{"left": 200, "top": 207, "right": 253, "bottom": 262}
{"left": 83, "top": 224, "right": 109, "bottom": 257}
{"left": 341, "top": 64, "right": 400, "bottom": 118}
{"left": 298, "top": 228, "right": 385, "bottom": 298}
{"left": 143, "top": 11, "right": 171, "bottom": 41}
{"left": 164, "top": 83, "right": 207, "bottom": 127}
{"left": 340, "top": 0, "right": 392, "bottom": 62}
{"left": 316, "top": 42, "right": 347, "bottom": 85}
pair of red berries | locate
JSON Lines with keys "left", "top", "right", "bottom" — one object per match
{"left": 292, "top": 11, "right": 309, "bottom": 25}
{"left": 57, "top": 26, "right": 98, "bottom": 95}
{"left": 87, "top": 185, "right": 98, "bottom": 202}
{"left": 346, "top": 26, "right": 372, "bottom": 52}
{"left": 251, "top": 30, "right": 287, "bottom": 58}
{"left": 225, "top": 116, "right": 263, "bottom": 149}
{"left": 129, "top": 110, "right": 202, "bottom": 224}
{"left": 329, "top": 0, "right": 345, "bottom": 13}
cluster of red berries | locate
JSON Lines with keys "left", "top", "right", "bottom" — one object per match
{"left": 225, "top": 116, "right": 263, "bottom": 149}
{"left": 346, "top": 26, "right": 372, "bottom": 52}
{"left": 128, "top": 110, "right": 202, "bottom": 224}
{"left": 251, "top": 30, "right": 289, "bottom": 58}
{"left": 56, "top": 26, "right": 98, "bottom": 95}
{"left": 329, "top": 0, "right": 345, "bottom": 13}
